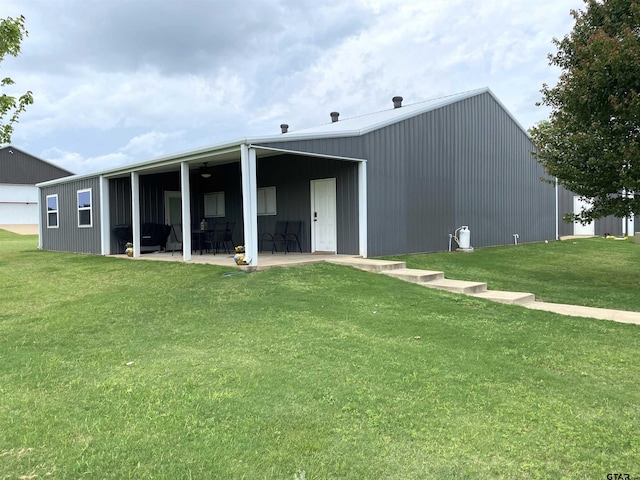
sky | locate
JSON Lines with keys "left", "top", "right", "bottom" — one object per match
{"left": 2, "top": 0, "right": 585, "bottom": 175}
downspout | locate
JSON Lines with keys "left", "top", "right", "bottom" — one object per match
{"left": 622, "top": 189, "right": 627, "bottom": 237}
{"left": 555, "top": 177, "right": 559, "bottom": 240}
{"left": 37, "top": 186, "right": 43, "bottom": 249}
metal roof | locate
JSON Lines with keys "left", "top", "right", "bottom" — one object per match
{"left": 38, "top": 87, "right": 526, "bottom": 187}
{"left": 271, "top": 87, "right": 493, "bottom": 140}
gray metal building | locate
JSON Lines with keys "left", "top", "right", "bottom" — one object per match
{"left": 557, "top": 185, "right": 634, "bottom": 237}
{"left": 0, "top": 146, "right": 72, "bottom": 226}
{"left": 37, "top": 88, "right": 557, "bottom": 265}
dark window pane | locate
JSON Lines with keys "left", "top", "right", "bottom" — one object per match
{"left": 79, "top": 209, "right": 91, "bottom": 226}
{"left": 48, "top": 212, "right": 58, "bottom": 227}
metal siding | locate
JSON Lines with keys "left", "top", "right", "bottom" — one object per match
{"left": 557, "top": 185, "right": 575, "bottom": 237}
{"left": 361, "top": 123, "right": 410, "bottom": 256}
{"left": 0, "top": 146, "right": 72, "bottom": 184}
{"left": 451, "top": 94, "right": 555, "bottom": 248}
{"left": 557, "top": 185, "right": 623, "bottom": 236}
{"left": 595, "top": 216, "right": 623, "bottom": 236}
{"left": 40, "top": 177, "right": 102, "bottom": 254}
{"left": 261, "top": 93, "right": 556, "bottom": 255}
{"left": 256, "top": 137, "right": 365, "bottom": 160}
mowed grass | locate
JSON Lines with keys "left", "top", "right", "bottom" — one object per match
{"left": 386, "top": 237, "right": 640, "bottom": 311}
{"left": 0, "top": 230, "right": 639, "bottom": 478}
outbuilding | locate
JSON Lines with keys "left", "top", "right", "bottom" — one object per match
{"left": 0, "top": 146, "right": 72, "bottom": 229}
{"left": 37, "top": 87, "right": 557, "bottom": 265}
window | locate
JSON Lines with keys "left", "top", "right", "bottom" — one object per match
{"left": 204, "top": 191, "right": 225, "bottom": 217}
{"left": 257, "top": 186, "right": 277, "bottom": 215}
{"left": 77, "top": 188, "right": 92, "bottom": 227}
{"left": 46, "top": 194, "right": 59, "bottom": 228}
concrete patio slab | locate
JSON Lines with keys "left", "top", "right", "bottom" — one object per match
{"left": 110, "top": 251, "right": 358, "bottom": 270}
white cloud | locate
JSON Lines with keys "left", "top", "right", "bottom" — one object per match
{"left": 5, "top": 0, "right": 585, "bottom": 171}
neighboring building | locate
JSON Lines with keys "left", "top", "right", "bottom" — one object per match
{"left": 0, "top": 146, "right": 73, "bottom": 227}
{"left": 557, "top": 185, "right": 635, "bottom": 237}
{"left": 37, "top": 87, "right": 557, "bottom": 265}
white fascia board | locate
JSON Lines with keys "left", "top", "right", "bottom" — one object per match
{"left": 36, "top": 141, "right": 246, "bottom": 188}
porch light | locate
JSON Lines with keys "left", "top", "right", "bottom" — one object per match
{"left": 199, "top": 162, "right": 212, "bottom": 178}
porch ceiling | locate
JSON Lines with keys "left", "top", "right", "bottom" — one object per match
{"left": 105, "top": 147, "right": 296, "bottom": 179}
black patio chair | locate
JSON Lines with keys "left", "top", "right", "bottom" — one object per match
{"left": 112, "top": 224, "right": 132, "bottom": 252}
{"left": 261, "top": 220, "right": 287, "bottom": 253}
{"left": 204, "top": 221, "right": 228, "bottom": 254}
{"left": 223, "top": 221, "right": 235, "bottom": 253}
{"left": 284, "top": 220, "right": 303, "bottom": 253}
{"left": 170, "top": 224, "right": 183, "bottom": 256}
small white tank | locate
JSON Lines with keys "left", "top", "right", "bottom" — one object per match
{"left": 458, "top": 226, "right": 471, "bottom": 249}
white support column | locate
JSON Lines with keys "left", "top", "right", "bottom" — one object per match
{"left": 180, "top": 162, "right": 192, "bottom": 261}
{"left": 241, "top": 144, "right": 258, "bottom": 267}
{"left": 37, "top": 186, "right": 43, "bottom": 249}
{"left": 99, "top": 175, "right": 110, "bottom": 255}
{"left": 358, "top": 160, "right": 368, "bottom": 258}
{"left": 131, "top": 171, "right": 141, "bottom": 258}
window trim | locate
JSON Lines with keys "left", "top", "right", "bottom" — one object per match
{"left": 77, "top": 188, "right": 93, "bottom": 228}
{"left": 46, "top": 194, "right": 59, "bottom": 229}
{"left": 257, "top": 186, "right": 277, "bottom": 216}
{"left": 204, "top": 191, "right": 225, "bottom": 218}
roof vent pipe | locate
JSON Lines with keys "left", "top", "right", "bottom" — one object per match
{"left": 330, "top": 111, "right": 340, "bottom": 123}
{"left": 392, "top": 96, "right": 403, "bottom": 108}
{"left": 280, "top": 123, "right": 289, "bottom": 134}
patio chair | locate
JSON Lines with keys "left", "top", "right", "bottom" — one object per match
{"left": 113, "top": 224, "right": 132, "bottom": 252}
{"left": 261, "top": 220, "right": 287, "bottom": 253}
{"left": 223, "top": 221, "right": 235, "bottom": 253}
{"left": 284, "top": 220, "right": 303, "bottom": 253}
{"left": 204, "top": 221, "right": 228, "bottom": 254}
{"left": 170, "top": 224, "right": 183, "bottom": 256}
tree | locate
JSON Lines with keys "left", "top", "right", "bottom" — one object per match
{"left": 530, "top": 0, "right": 640, "bottom": 223}
{"left": 0, "top": 15, "right": 33, "bottom": 145}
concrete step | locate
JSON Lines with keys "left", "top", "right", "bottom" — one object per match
{"left": 326, "top": 257, "right": 406, "bottom": 272}
{"left": 422, "top": 278, "right": 487, "bottom": 294}
{"left": 383, "top": 268, "right": 445, "bottom": 283}
{"left": 470, "top": 290, "right": 535, "bottom": 305}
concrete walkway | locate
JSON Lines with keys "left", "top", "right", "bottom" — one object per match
{"left": 325, "top": 257, "right": 640, "bottom": 326}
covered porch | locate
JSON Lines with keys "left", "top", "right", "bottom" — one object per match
{"left": 99, "top": 142, "right": 368, "bottom": 267}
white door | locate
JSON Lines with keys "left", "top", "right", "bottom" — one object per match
{"left": 165, "top": 191, "right": 182, "bottom": 249}
{"left": 573, "top": 196, "right": 595, "bottom": 236}
{"left": 311, "top": 178, "right": 337, "bottom": 252}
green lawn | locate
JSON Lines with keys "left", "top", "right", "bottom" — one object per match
{"left": 386, "top": 237, "right": 640, "bottom": 311}
{"left": 1, "top": 230, "right": 639, "bottom": 479}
